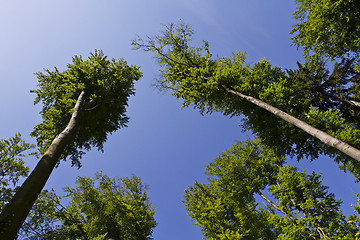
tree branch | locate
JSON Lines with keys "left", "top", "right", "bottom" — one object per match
{"left": 257, "top": 190, "right": 296, "bottom": 222}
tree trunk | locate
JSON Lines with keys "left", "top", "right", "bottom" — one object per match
{"left": 0, "top": 91, "right": 86, "bottom": 239}
{"left": 221, "top": 85, "right": 360, "bottom": 163}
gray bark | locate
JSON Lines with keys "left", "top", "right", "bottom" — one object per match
{"left": 221, "top": 85, "right": 360, "bottom": 163}
{"left": 0, "top": 90, "right": 86, "bottom": 239}
{"left": 177, "top": 71, "right": 360, "bottom": 162}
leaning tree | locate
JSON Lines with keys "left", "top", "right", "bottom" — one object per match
{"left": 0, "top": 50, "right": 142, "bottom": 239}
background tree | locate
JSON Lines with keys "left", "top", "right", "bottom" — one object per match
{"left": 286, "top": 59, "right": 360, "bottom": 127}
{"left": 184, "top": 139, "right": 282, "bottom": 239}
{"left": 184, "top": 139, "right": 360, "bottom": 239}
{"left": 0, "top": 50, "right": 142, "bottom": 239}
{"left": 19, "top": 172, "right": 157, "bottom": 240}
{"left": 290, "top": 0, "right": 360, "bottom": 61}
{"left": 0, "top": 134, "right": 35, "bottom": 212}
{"left": 132, "top": 22, "right": 360, "bottom": 179}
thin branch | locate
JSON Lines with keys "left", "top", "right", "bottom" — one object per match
{"left": 22, "top": 221, "right": 44, "bottom": 238}
{"left": 290, "top": 199, "right": 328, "bottom": 239}
{"left": 257, "top": 190, "right": 297, "bottom": 222}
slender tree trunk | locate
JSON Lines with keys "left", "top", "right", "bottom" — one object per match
{"left": 177, "top": 71, "right": 360, "bottom": 162}
{"left": 0, "top": 91, "right": 86, "bottom": 239}
{"left": 221, "top": 85, "right": 360, "bottom": 163}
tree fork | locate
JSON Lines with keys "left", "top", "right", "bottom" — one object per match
{"left": 0, "top": 90, "right": 86, "bottom": 239}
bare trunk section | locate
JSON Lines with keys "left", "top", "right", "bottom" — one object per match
{"left": 221, "top": 85, "right": 360, "bottom": 163}
{"left": 0, "top": 91, "right": 86, "bottom": 239}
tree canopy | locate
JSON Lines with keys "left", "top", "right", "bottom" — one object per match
{"left": 20, "top": 172, "right": 156, "bottom": 240}
{"left": 184, "top": 139, "right": 360, "bottom": 239}
{"left": 132, "top": 4, "right": 360, "bottom": 237}
{"left": 132, "top": 22, "right": 360, "bottom": 179}
{"left": 291, "top": 0, "right": 360, "bottom": 61}
{"left": 31, "top": 50, "right": 142, "bottom": 167}
{"left": 2, "top": 1, "right": 360, "bottom": 238}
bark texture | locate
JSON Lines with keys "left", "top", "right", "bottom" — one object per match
{"left": 0, "top": 91, "right": 86, "bottom": 239}
{"left": 222, "top": 85, "right": 360, "bottom": 163}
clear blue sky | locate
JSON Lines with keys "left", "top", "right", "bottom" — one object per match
{"left": 0, "top": 1, "right": 358, "bottom": 239}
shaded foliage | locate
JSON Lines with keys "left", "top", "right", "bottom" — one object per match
{"left": 286, "top": 58, "right": 360, "bottom": 127}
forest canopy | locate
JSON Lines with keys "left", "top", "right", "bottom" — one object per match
{"left": 1, "top": 1, "right": 360, "bottom": 239}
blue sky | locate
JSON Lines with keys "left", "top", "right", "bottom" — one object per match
{"left": 0, "top": 1, "right": 359, "bottom": 239}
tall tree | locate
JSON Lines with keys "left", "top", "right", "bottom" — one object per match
{"left": 184, "top": 139, "right": 360, "bottom": 239}
{"left": 132, "top": 22, "right": 360, "bottom": 179}
{"left": 19, "top": 172, "right": 157, "bottom": 240}
{"left": 0, "top": 50, "right": 142, "bottom": 239}
{"left": 290, "top": 0, "right": 360, "bottom": 61}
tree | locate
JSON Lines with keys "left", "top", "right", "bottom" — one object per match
{"left": 0, "top": 50, "right": 142, "bottom": 239}
{"left": 19, "top": 172, "right": 157, "bottom": 240}
{"left": 132, "top": 22, "right": 360, "bottom": 179}
{"left": 184, "top": 139, "right": 360, "bottom": 239}
{"left": 290, "top": 0, "right": 360, "bottom": 61}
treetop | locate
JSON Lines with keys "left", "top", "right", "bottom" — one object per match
{"left": 30, "top": 50, "right": 142, "bottom": 167}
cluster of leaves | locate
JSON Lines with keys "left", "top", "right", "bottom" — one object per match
{"left": 184, "top": 139, "right": 360, "bottom": 239}
{"left": 19, "top": 172, "right": 156, "bottom": 240}
{"left": 132, "top": 22, "right": 360, "bottom": 179}
{"left": 184, "top": 139, "right": 282, "bottom": 239}
{"left": 31, "top": 50, "right": 142, "bottom": 167}
{"left": 291, "top": 0, "right": 360, "bottom": 61}
{"left": 0, "top": 134, "right": 35, "bottom": 211}
{"left": 0, "top": 134, "right": 156, "bottom": 239}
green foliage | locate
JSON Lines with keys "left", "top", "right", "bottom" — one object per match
{"left": 184, "top": 139, "right": 283, "bottom": 239}
{"left": 291, "top": 0, "right": 360, "bottom": 61}
{"left": 0, "top": 134, "right": 35, "bottom": 210}
{"left": 286, "top": 58, "right": 360, "bottom": 127}
{"left": 30, "top": 50, "right": 142, "bottom": 167}
{"left": 133, "top": 22, "right": 360, "bottom": 179}
{"left": 185, "top": 139, "right": 360, "bottom": 239}
{"left": 20, "top": 172, "right": 156, "bottom": 240}
{"left": 302, "top": 107, "right": 360, "bottom": 179}
{"left": 19, "top": 190, "right": 62, "bottom": 239}
{"left": 269, "top": 165, "right": 346, "bottom": 239}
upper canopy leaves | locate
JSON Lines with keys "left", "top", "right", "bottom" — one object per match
{"left": 30, "top": 50, "right": 142, "bottom": 167}
{"left": 133, "top": 22, "right": 360, "bottom": 179}
{"left": 291, "top": 0, "right": 360, "bottom": 61}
